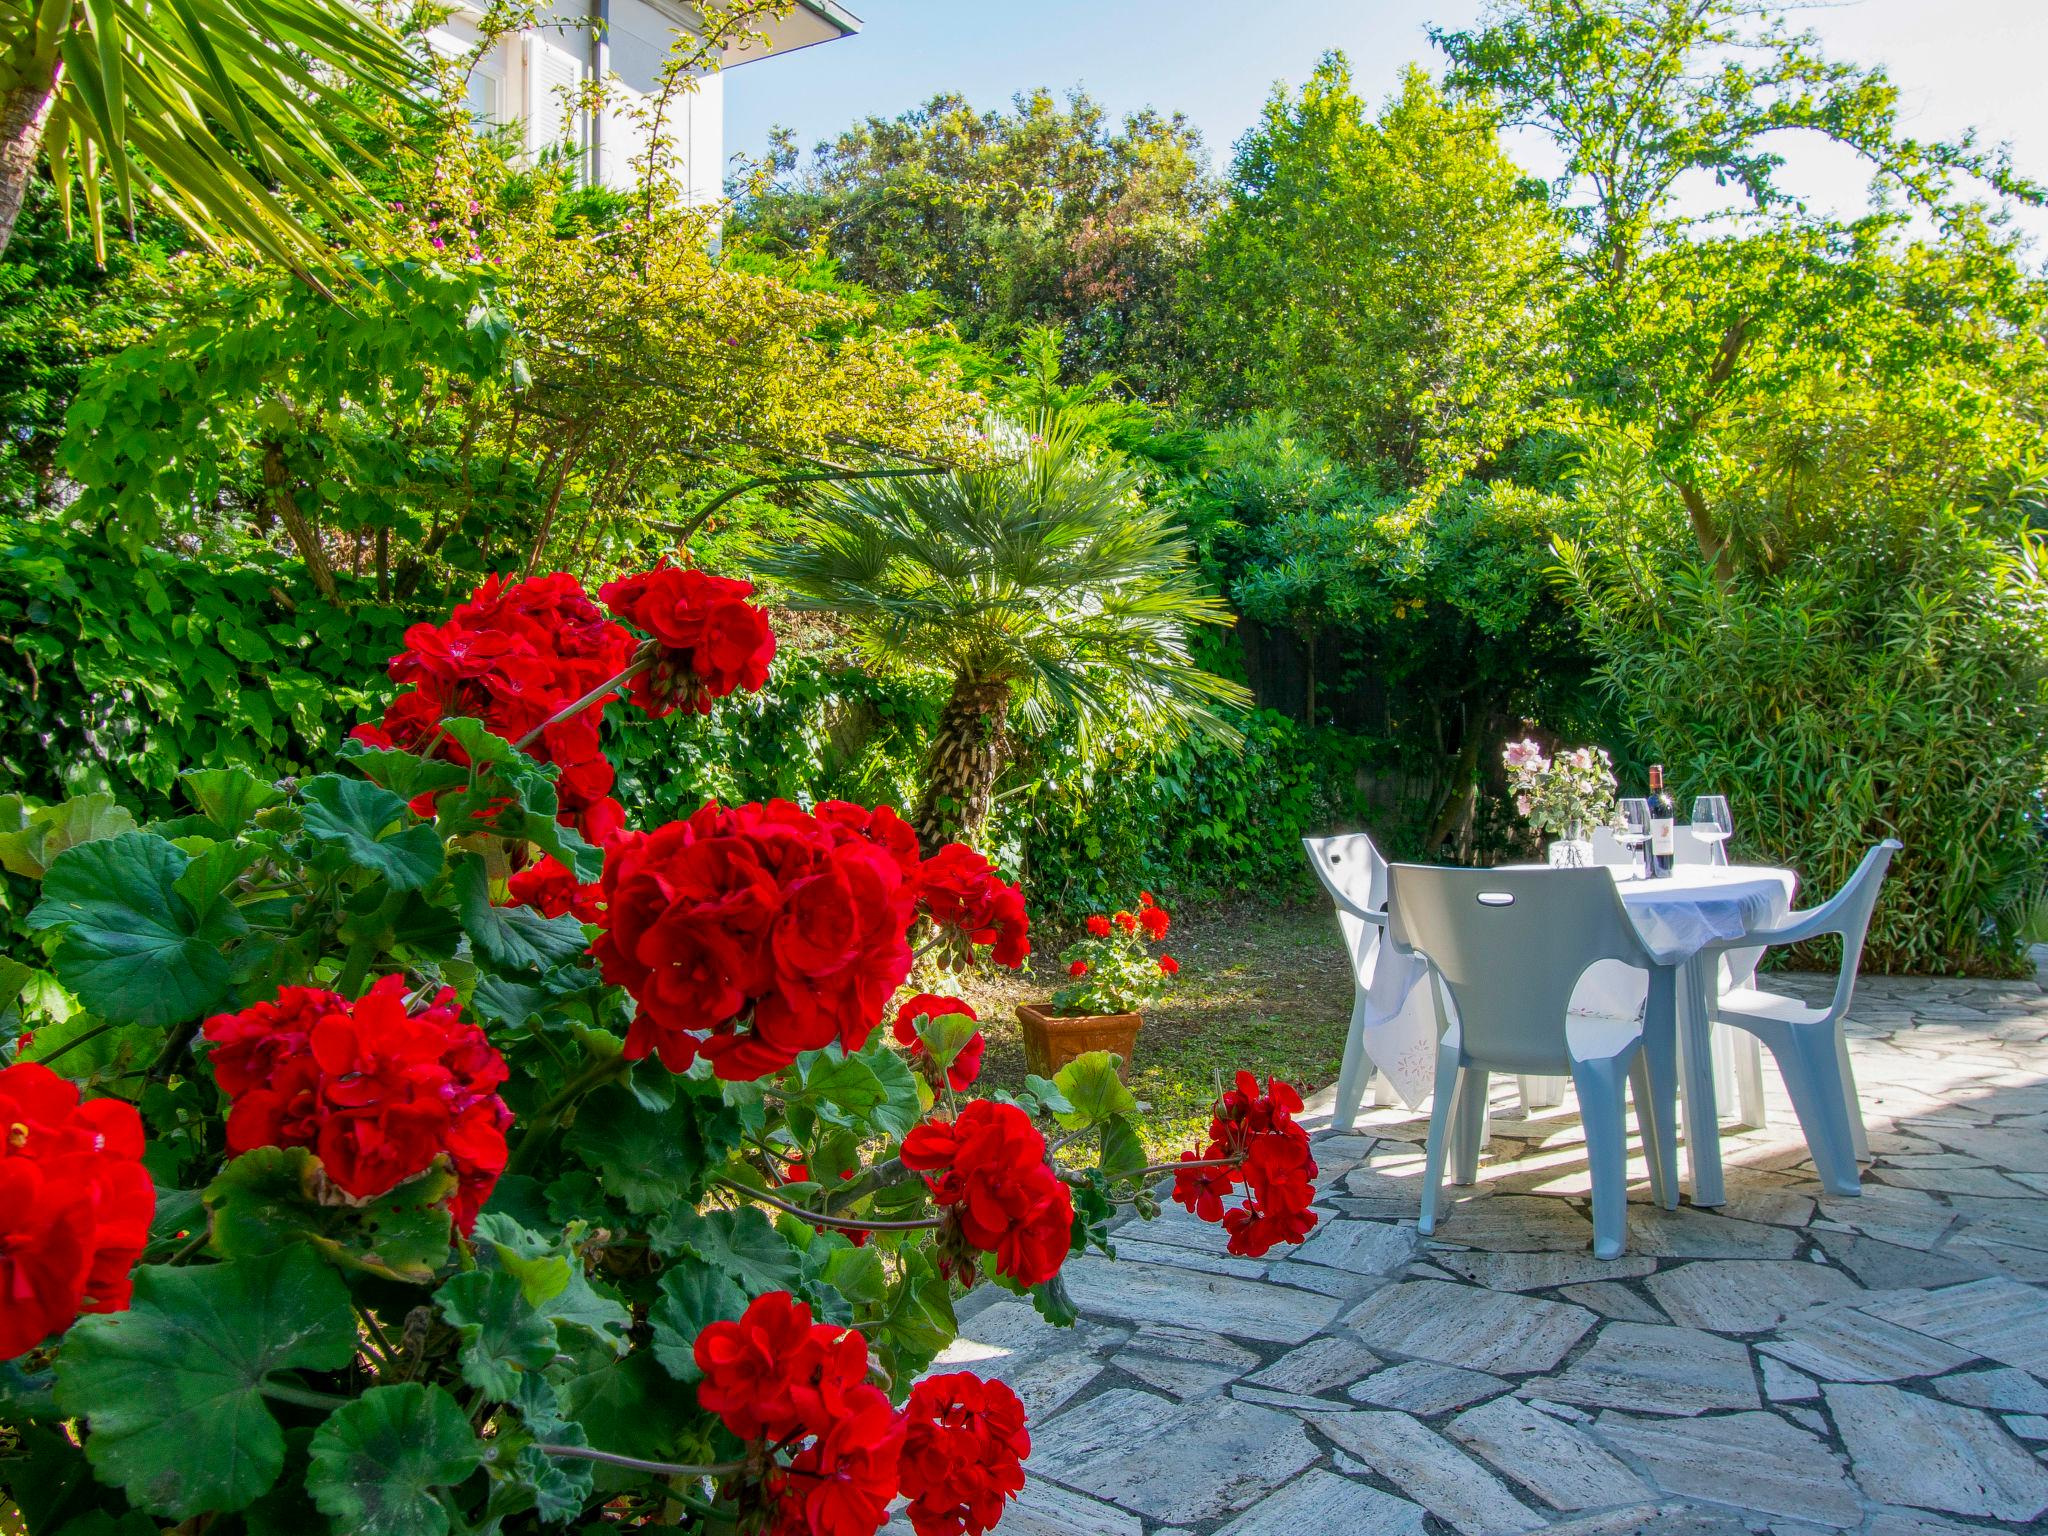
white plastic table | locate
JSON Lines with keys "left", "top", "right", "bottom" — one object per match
{"left": 1607, "top": 863, "right": 1797, "bottom": 1206}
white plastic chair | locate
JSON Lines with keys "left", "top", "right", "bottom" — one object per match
{"left": 1302, "top": 833, "right": 1398, "bottom": 1126}
{"left": 1705, "top": 839, "right": 1902, "bottom": 1196}
{"left": 1673, "top": 826, "right": 1720, "bottom": 866}
{"left": 1589, "top": 826, "right": 1633, "bottom": 867}
{"left": 1390, "top": 865, "right": 1675, "bottom": 1259}
{"left": 1304, "top": 835, "right": 1565, "bottom": 1127}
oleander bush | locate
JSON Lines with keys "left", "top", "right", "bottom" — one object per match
{"left": 0, "top": 563, "right": 1323, "bottom": 1536}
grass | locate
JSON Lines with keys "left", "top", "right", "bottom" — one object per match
{"left": 938, "top": 899, "right": 1357, "bottom": 1157}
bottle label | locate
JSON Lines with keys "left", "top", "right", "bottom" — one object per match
{"left": 1651, "top": 817, "right": 1675, "bottom": 856}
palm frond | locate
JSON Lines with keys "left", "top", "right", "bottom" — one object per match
{"left": 757, "top": 418, "right": 1251, "bottom": 741}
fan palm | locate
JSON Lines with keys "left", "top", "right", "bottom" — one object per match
{"left": 0, "top": 0, "right": 425, "bottom": 269}
{"left": 759, "top": 419, "right": 1251, "bottom": 850}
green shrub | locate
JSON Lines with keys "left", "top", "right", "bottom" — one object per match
{"left": 1563, "top": 505, "right": 2048, "bottom": 974}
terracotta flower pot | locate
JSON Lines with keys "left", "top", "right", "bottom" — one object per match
{"left": 1016, "top": 1002, "right": 1141, "bottom": 1081}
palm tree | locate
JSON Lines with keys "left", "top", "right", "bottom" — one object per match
{"left": 759, "top": 418, "right": 1251, "bottom": 850}
{"left": 0, "top": 0, "right": 424, "bottom": 268}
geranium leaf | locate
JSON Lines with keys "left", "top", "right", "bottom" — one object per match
{"left": 181, "top": 767, "right": 284, "bottom": 835}
{"left": 299, "top": 775, "right": 445, "bottom": 892}
{"left": 337, "top": 740, "right": 470, "bottom": 802}
{"left": 566, "top": 1081, "right": 743, "bottom": 1215}
{"left": 819, "top": 1243, "right": 888, "bottom": 1307}
{"left": 0, "top": 792, "right": 138, "bottom": 877}
{"left": 866, "top": 1249, "right": 957, "bottom": 1382}
{"left": 1098, "top": 1113, "right": 1149, "bottom": 1178}
{"left": 471, "top": 1213, "right": 631, "bottom": 1353}
{"left": 503, "top": 1376, "right": 593, "bottom": 1523}
{"left": 793, "top": 1051, "right": 885, "bottom": 1126}
{"left": 205, "top": 1146, "right": 455, "bottom": 1284}
{"left": 435, "top": 1269, "right": 558, "bottom": 1399}
{"left": 647, "top": 1256, "right": 747, "bottom": 1381}
{"left": 53, "top": 1248, "right": 356, "bottom": 1518}
{"left": 305, "top": 1383, "right": 479, "bottom": 1536}
{"left": 554, "top": 1352, "right": 695, "bottom": 1492}
{"left": 914, "top": 1010, "right": 981, "bottom": 1073}
{"left": 856, "top": 1035, "right": 923, "bottom": 1139}
{"left": 1052, "top": 1051, "right": 1137, "bottom": 1129}
{"left": 28, "top": 831, "right": 244, "bottom": 1028}
{"left": 452, "top": 855, "right": 589, "bottom": 973}
{"left": 659, "top": 1207, "right": 802, "bottom": 1297}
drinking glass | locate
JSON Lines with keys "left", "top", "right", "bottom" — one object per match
{"left": 1690, "top": 795, "right": 1733, "bottom": 865}
{"left": 1617, "top": 797, "right": 1652, "bottom": 878}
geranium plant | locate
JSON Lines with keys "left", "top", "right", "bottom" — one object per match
{"left": 0, "top": 566, "right": 1315, "bottom": 1536}
{"left": 1501, "top": 735, "right": 1620, "bottom": 839}
{"left": 1051, "top": 892, "right": 1181, "bottom": 1015}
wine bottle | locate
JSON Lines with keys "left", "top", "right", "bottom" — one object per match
{"left": 1647, "top": 764, "right": 1675, "bottom": 878}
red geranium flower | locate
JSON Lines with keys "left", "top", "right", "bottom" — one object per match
{"left": 901, "top": 1101, "right": 1072, "bottom": 1287}
{"left": 1112, "top": 910, "right": 1138, "bottom": 934}
{"left": 694, "top": 1291, "right": 872, "bottom": 1443}
{"left": 915, "top": 843, "right": 1031, "bottom": 968}
{"left": 203, "top": 976, "right": 511, "bottom": 1232}
{"left": 1138, "top": 904, "right": 1170, "bottom": 940}
{"left": 1158, "top": 954, "right": 1179, "bottom": 976}
{"left": 1084, "top": 914, "right": 1111, "bottom": 938}
{"left": 0, "top": 1062, "right": 154, "bottom": 1358}
{"left": 599, "top": 565, "right": 776, "bottom": 717}
{"left": 899, "top": 1373, "right": 1031, "bottom": 1536}
{"left": 1170, "top": 1071, "right": 1318, "bottom": 1258}
{"left": 769, "top": 1383, "right": 904, "bottom": 1536}
{"left": 1067, "top": 960, "right": 1088, "bottom": 977}
{"left": 506, "top": 855, "right": 602, "bottom": 922}
{"left": 892, "top": 993, "right": 984, "bottom": 1092}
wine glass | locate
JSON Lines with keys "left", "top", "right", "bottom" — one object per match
{"left": 1690, "top": 795, "right": 1733, "bottom": 866}
{"left": 1616, "top": 797, "right": 1652, "bottom": 878}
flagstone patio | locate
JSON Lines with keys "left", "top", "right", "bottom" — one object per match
{"left": 922, "top": 964, "right": 2048, "bottom": 1536}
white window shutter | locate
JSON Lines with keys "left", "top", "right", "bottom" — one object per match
{"left": 525, "top": 33, "right": 587, "bottom": 161}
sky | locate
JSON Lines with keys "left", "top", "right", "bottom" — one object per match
{"left": 722, "top": 0, "right": 2048, "bottom": 246}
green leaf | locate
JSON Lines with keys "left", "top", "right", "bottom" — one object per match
{"left": 452, "top": 855, "right": 588, "bottom": 973}
{"left": 793, "top": 1051, "right": 885, "bottom": 1126}
{"left": 914, "top": 1008, "right": 982, "bottom": 1074}
{"left": 53, "top": 1248, "right": 357, "bottom": 1518}
{"left": 1024, "top": 1074, "right": 1074, "bottom": 1116}
{"left": 204, "top": 1146, "right": 455, "bottom": 1284}
{"left": 435, "top": 1269, "right": 557, "bottom": 1399}
{"left": 867, "top": 1249, "right": 957, "bottom": 1381}
{"left": 0, "top": 793, "right": 138, "bottom": 877}
{"left": 647, "top": 1257, "right": 746, "bottom": 1381}
{"left": 471, "top": 1213, "right": 631, "bottom": 1352}
{"left": 28, "top": 832, "right": 244, "bottom": 1027}
{"left": 181, "top": 767, "right": 283, "bottom": 834}
{"left": 658, "top": 1207, "right": 802, "bottom": 1297}
{"left": 566, "top": 1081, "right": 743, "bottom": 1215}
{"left": 338, "top": 740, "right": 470, "bottom": 802}
{"left": 859, "top": 1035, "right": 924, "bottom": 1139}
{"left": 300, "top": 775, "right": 445, "bottom": 892}
{"left": 819, "top": 1243, "right": 888, "bottom": 1307}
{"left": 1052, "top": 1050, "right": 1137, "bottom": 1129}
{"left": 306, "top": 1384, "right": 479, "bottom": 1536}
{"left": 554, "top": 1352, "right": 695, "bottom": 1489}
{"left": 1098, "top": 1113, "right": 1149, "bottom": 1178}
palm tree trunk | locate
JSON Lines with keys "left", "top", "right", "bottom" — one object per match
{"left": 0, "top": 67, "right": 58, "bottom": 257}
{"left": 913, "top": 674, "right": 1010, "bottom": 854}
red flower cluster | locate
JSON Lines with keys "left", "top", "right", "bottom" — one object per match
{"left": 0, "top": 1063, "right": 153, "bottom": 1359}
{"left": 914, "top": 844, "right": 1030, "bottom": 969}
{"left": 203, "top": 976, "right": 511, "bottom": 1232}
{"left": 356, "top": 573, "right": 639, "bottom": 841}
{"left": 1172, "top": 1071, "right": 1319, "bottom": 1258}
{"left": 901, "top": 1101, "right": 1072, "bottom": 1287}
{"left": 898, "top": 1373, "right": 1031, "bottom": 1536}
{"left": 594, "top": 800, "right": 920, "bottom": 1080}
{"left": 696, "top": 1294, "right": 1028, "bottom": 1536}
{"left": 599, "top": 565, "right": 775, "bottom": 716}
{"left": 506, "top": 854, "right": 603, "bottom": 922}
{"left": 1136, "top": 889, "right": 1170, "bottom": 940}
{"left": 892, "top": 993, "right": 985, "bottom": 1092}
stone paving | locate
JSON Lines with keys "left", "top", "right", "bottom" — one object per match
{"left": 921, "top": 968, "right": 2048, "bottom": 1536}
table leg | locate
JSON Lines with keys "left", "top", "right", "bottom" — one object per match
{"left": 1642, "top": 966, "right": 1680, "bottom": 1210}
{"left": 1677, "top": 953, "right": 1725, "bottom": 1206}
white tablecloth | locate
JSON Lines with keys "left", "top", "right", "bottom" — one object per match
{"left": 1358, "top": 864, "right": 1797, "bottom": 1107}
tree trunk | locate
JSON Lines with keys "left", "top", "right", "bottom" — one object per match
{"left": 262, "top": 439, "right": 340, "bottom": 603}
{"left": 1425, "top": 702, "right": 1486, "bottom": 858}
{"left": 912, "top": 674, "right": 1011, "bottom": 854}
{"left": 0, "top": 68, "right": 58, "bottom": 258}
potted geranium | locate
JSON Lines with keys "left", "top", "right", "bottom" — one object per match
{"left": 1019, "top": 892, "right": 1180, "bottom": 1079}
{"left": 1502, "top": 735, "right": 1620, "bottom": 865}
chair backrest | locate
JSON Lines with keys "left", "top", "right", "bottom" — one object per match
{"left": 1302, "top": 832, "right": 1388, "bottom": 980}
{"left": 1808, "top": 839, "right": 1903, "bottom": 1021}
{"left": 1589, "top": 827, "right": 1634, "bottom": 867}
{"left": 1673, "top": 826, "right": 1716, "bottom": 866}
{"left": 1386, "top": 865, "right": 1652, "bottom": 1074}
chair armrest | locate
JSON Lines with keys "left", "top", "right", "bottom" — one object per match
{"left": 1735, "top": 905, "right": 1842, "bottom": 947}
{"left": 1328, "top": 891, "right": 1387, "bottom": 926}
